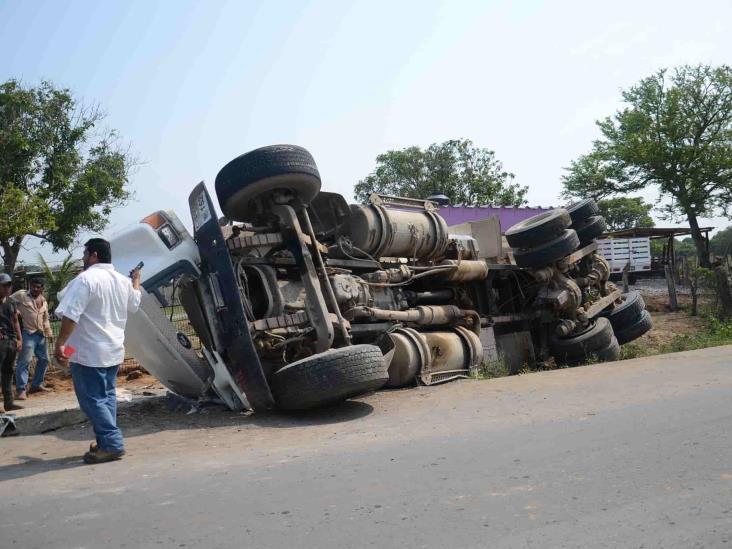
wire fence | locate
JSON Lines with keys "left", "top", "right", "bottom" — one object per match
{"left": 28, "top": 279, "right": 201, "bottom": 381}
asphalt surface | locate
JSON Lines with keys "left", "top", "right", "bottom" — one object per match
{"left": 1, "top": 345, "right": 732, "bottom": 548}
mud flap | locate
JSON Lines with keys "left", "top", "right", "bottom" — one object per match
{"left": 189, "top": 182, "right": 274, "bottom": 411}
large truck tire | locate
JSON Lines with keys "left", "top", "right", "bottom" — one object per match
{"left": 215, "top": 145, "right": 321, "bottom": 222}
{"left": 564, "top": 336, "right": 621, "bottom": 366}
{"left": 596, "top": 338, "right": 621, "bottom": 362}
{"left": 505, "top": 209, "right": 571, "bottom": 250}
{"left": 271, "top": 345, "right": 388, "bottom": 411}
{"left": 550, "top": 317, "right": 615, "bottom": 365}
{"left": 566, "top": 198, "right": 600, "bottom": 224}
{"left": 513, "top": 229, "right": 580, "bottom": 268}
{"left": 602, "top": 291, "right": 646, "bottom": 331}
{"left": 615, "top": 310, "right": 653, "bottom": 345}
{"left": 572, "top": 215, "right": 607, "bottom": 245}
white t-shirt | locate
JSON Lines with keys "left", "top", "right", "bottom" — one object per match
{"left": 55, "top": 263, "right": 142, "bottom": 367}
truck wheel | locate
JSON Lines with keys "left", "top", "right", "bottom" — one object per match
{"left": 596, "top": 337, "right": 621, "bottom": 362}
{"left": 271, "top": 345, "right": 388, "bottom": 411}
{"left": 215, "top": 145, "right": 321, "bottom": 221}
{"left": 513, "top": 229, "right": 580, "bottom": 268}
{"left": 565, "top": 336, "right": 620, "bottom": 366}
{"left": 566, "top": 198, "right": 599, "bottom": 224}
{"left": 615, "top": 310, "right": 653, "bottom": 345}
{"left": 602, "top": 291, "right": 645, "bottom": 331}
{"left": 550, "top": 317, "right": 615, "bottom": 365}
{"left": 505, "top": 209, "right": 571, "bottom": 250}
{"left": 572, "top": 215, "right": 607, "bottom": 245}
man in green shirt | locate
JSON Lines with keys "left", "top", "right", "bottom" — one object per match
{"left": 0, "top": 274, "right": 23, "bottom": 413}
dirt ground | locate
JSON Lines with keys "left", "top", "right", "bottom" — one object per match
{"left": 19, "top": 364, "right": 164, "bottom": 407}
{"left": 634, "top": 310, "right": 707, "bottom": 350}
{"left": 633, "top": 291, "right": 711, "bottom": 352}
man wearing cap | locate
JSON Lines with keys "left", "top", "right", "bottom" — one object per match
{"left": 12, "top": 277, "right": 54, "bottom": 399}
{"left": 54, "top": 238, "right": 142, "bottom": 464}
{"left": 0, "top": 273, "right": 23, "bottom": 413}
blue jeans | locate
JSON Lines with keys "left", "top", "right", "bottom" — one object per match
{"left": 70, "top": 363, "right": 124, "bottom": 453}
{"left": 15, "top": 330, "right": 50, "bottom": 391}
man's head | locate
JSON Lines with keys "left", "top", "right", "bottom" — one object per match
{"left": 0, "top": 273, "right": 12, "bottom": 298}
{"left": 29, "top": 277, "right": 45, "bottom": 298}
{"left": 83, "top": 238, "right": 112, "bottom": 269}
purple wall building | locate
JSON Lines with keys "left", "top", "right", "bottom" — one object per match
{"left": 438, "top": 205, "right": 554, "bottom": 231}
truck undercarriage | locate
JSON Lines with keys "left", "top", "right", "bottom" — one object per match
{"left": 111, "top": 145, "right": 653, "bottom": 412}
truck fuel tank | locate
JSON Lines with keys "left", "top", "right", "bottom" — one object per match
{"left": 344, "top": 203, "right": 449, "bottom": 260}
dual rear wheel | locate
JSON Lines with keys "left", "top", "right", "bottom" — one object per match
{"left": 506, "top": 209, "right": 580, "bottom": 268}
{"left": 505, "top": 198, "right": 607, "bottom": 269}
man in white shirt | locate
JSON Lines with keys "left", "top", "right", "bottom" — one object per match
{"left": 55, "top": 238, "right": 142, "bottom": 464}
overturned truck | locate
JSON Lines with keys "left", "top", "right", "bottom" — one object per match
{"left": 110, "top": 145, "right": 652, "bottom": 412}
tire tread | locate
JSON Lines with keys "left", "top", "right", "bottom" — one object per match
{"left": 272, "top": 345, "right": 388, "bottom": 410}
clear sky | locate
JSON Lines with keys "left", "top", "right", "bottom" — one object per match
{"left": 1, "top": 0, "right": 731, "bottom": 264}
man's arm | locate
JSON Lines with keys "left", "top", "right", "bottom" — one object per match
{"left": 127, "top": 269, "right": 142, "bottom": 313}
{"left": 13, "top": 309, "right": 22, "bottom": 352}
{"left": 53, "top": 316, "right": 77, "bottom": 366}
{"left": 42, "top": 300, "right": 53, "bottom": 338}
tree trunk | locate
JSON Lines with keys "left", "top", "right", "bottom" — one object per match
{"left": 1, "top": 236, "right": 23, "bottom": 276}
{"left": 715, "top": 267, "right": 732, "bottom": 319}
{"left": 665, "top": 265, "right": 678, "bottom": 312}
{"left": 687, "top": 213, "right": 711, "bottom": 268}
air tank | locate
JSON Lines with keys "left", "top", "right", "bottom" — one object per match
{"left": 345, "top": 204, "right": 449, "bottom": 260}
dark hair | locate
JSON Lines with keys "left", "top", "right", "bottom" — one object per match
{"left": 85, "top": 238, "right": 112, "bottom": 263}
{"left": 29, "top": 277, "right": 45, "bottom": 286}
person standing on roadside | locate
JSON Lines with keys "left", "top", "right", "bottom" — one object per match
{"left": 54, "top": 238, "right": 142, "bottom": 464}
{"left": 0, "top": 273, "right": 23, "bottom": 413}
{"left": 12, "top": 277, "right": 54, "bottom": 400}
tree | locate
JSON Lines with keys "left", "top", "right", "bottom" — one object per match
{"left": 597, "top": 197, "right": 655, "bottom": 231}
{"left": 354, "top": 139, "right": 528, "bottom": 206}
{"left": 0, "top": 80, "right": 135, "bottom": 274}
{"left": 676, "top": 238, "right": 698, "bottom": 258}
{"left": 38, "top": 253, "right": 81, "bottom": 312}
{"left": 711, "top": 226, "right": 732, "bottom": 256}
{"left": 650, "top": 237, "right": 696, "bottom": 258}
{"left": 561, "top": 65, "right": 732, "bottom": 267}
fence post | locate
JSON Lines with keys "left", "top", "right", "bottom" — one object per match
{"left": 622, "top": 261, "right": 630, "bottom": 293}
{"left": 715, "top": 266, "right": 732, "bottom": 319}
{"left": 682, "top": 257, "right": 690, "bottom": 286}
{"left": 665, "top": 265, "right": 678, "bottom": 312}
{"left": 690, "top": 268, "right": 699, "bottom": 317}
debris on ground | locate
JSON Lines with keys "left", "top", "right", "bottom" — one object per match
{"left": 1, "top": 414, "right": 19, "bottom": 437}
{"left": 126, "top": 370, "right": 144, "bottom": 381}
{"left": 116, "top": 388, "right": 134, "bottom": 402}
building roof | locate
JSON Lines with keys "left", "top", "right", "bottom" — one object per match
{"left": 604, "top": 227, "right": 715, "bottom": 240}
{"left": 439, "top": 204, "right": 553, "bottom": 230}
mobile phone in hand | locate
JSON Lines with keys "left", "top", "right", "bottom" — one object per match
{"left": 130, "top": 261, "right": 144, "bottom": 278}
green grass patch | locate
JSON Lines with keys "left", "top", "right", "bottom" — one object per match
{"left": 619, "top": 342, "right": 653, "bottom": 360}
{"left": 471, "top": 356, "right": 510, "bottom": 379}
{"left": 659, "top": 316, "right": 732, "bottom": 354}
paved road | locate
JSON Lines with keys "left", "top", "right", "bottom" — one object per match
{"left": 2, "top": 346, "right": 732, "bottom": 548}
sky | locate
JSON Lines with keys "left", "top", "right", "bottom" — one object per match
{"left": 1, "top": 0, "right": 731, "bottom": 265}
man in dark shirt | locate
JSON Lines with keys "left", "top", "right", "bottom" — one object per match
{"left": 0, "top": 273, "right": 23, "bottom": 413}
